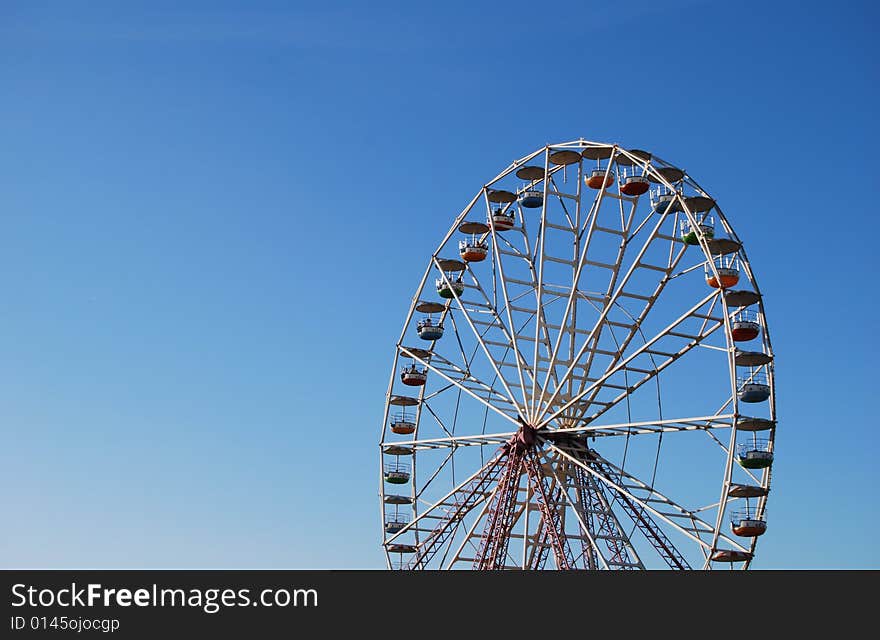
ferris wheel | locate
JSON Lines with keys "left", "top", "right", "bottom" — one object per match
{"left": 378, "top": 139, "right": 777, "bottom": 570}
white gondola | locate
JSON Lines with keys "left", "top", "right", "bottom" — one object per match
{"left": 730, "top": 508, "right": 767, "bottom": 538}
{"left": 619, "top": 170, "right": 650, "bottom": 196}
{"left": 458, "top": 220, "right": 490, "bottom": 262}
{"left": 417, "top": 317, "right": 444, "bottom": 340}
{"left": 651, "top": 187, "right": 683, "bottom": 215}
{"left": 732, "top": 309, "right": 761, "bottom": 342}
{"left": 459, "top": 239, "right": 488, "bottom": 262}
{"left": 390, "top": 410, "right": 416, "bottom": 435}
{"left": 680, "top": 216, "right": 715, "bottom": 245}
{"left": 400, "top": 364, "right": 427, "bottom": 386}
{"left": 710, "top": 549, "right": 753, "bottom": 563}
{"left": 737, "top": 371, "right": 771, "bottom": 403}
{"left": 383, "top": 461, "right": 411, "bottom": 485}
{"left": 436, "top": 277, "right": 464, "bottom": 299}
{"left": 385, "top": 515, "right": 409, "bottom": 534}
{"left": 585, "top": 168, "right": 614, "bottom": 190}
{"left": 705, "top": 254, "right": 740, "bottom": 289}
{"left": 736, "top": 440, "right": 773, "bottom": 469}
{"left": 519, "top": 189, "right": 543, "bottom": 208}
{"left": 388, "top": 396, "right": 418, "bottom": 435}
{"left": 488, "top": 207, "right": 515, "bottom": 231}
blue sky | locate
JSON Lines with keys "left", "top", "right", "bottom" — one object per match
{"left": 0, "top": 0, "right": 876, "bottom": 569}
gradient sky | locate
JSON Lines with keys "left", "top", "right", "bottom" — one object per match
{"left": 0, "top": 0, "right": 876, "bottom": 569}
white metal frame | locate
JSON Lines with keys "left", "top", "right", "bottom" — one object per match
{"left": 379, "top": 139, "right": 776, "bottom": 570}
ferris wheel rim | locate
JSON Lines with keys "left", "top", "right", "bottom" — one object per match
{"left": 379, "top": 138, "right": 776, "bottom": 570}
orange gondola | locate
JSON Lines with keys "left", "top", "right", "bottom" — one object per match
{"left": 706, "top": 255, "right": 740, "bottom": 289}
{"left": 586, "top": 168, "right": 614, "bottom": 189}
{"left": 619, "top": 172, "right": 650, "bottom": 196}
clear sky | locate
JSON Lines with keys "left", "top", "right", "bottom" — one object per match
{"left": 0, "top": 0, "right": 876, "bottom": 569}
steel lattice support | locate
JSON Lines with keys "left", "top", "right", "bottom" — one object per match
{"left": 575, "top": 466, "right": 639, "bottom": 569}
{"left": 523, "top": 449, "right": 576, "bottom": 570}
{"left": 571, "top": 464, "right": 600, "bottom": 570}
{"left": 473, "top": 444, "right": 527, "bottom": 570}
{"left": 587, "top": 453, "right": 691, "bottom": 570}
{"left": 404, "top": 453, "right": 508, "bottom": 569}
{"left": 527, "top": 522, "right": 552, "bottom": 570}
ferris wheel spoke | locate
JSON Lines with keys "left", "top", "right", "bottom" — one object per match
{"left": 413, "top": 448, "right": 456, "bottom": 502}
{"left": 546, "top": 453, "right": 599, "bottom": 570}
{"left": 563, "top": 192, "right": 633, "bottom": 397}
{"left": 387, "top": 431, "right": 516, "bottom": 453}
{"left": 442, "top": 307, "right": 477, "bottom": 376}
{"left": 548, "top": 413, "right": 736, "bottom": 439}
{"left": 577, "top": 295, "right": 724, "bottom": 424}
{"left": 734, "top": 463, "right": 764, "bottom": 487}
{"left": 547, "top": 174, "right": 578, "bottom": 230}
{"left": 433, "top": 259, "right": 526, "bottom": 418}
{"left": 489, "top": 246, "right": 567, "bottom": 419}
{"left": 586, "top": 446, "right": 747, "bottom": 555}
{"left": 580, "top": 324, "right": 727, "bottom": 426}
{"left": 560, "top": 474, "right": 606, "bottom": 570}
{"left": 534, "top": 166, "right": 610, "bottom": 420}
{"left": 468, "top": 210, "right": 535, "bottom": 411}
{"left": 399, "top": 346, "right": 520, "bottom": 426}
{"left": 517, "top": 303, "right": 565, "bottom": 416}
{"left": 418, "top": 381, "right": 458, "bottom": 404}
{"left": 538, "top": 192, "right": 644, "bottom": 410}
{"left": 703, "top": 425, "right": 764, "bottom": 486}
{"left": 534, "top": 206, "right": 682, "bottom": 425}
{"left": 584, "top": 239, "right": 685, "bottom": 378}
{"left": 545, "top": 439, "right": 747, "bottom": 555}
{"left": 703, "top": 425, "right": 731, "bottom": 453}
{"left": 535, "top": 166, "right": 612, "bottom": 383}
{"left": 558, "top": 197, "right": 646, "bottom": 412}
{"left": 528, "top": 150, "right": 552, "bottom": 421}
{"left": 605, "top": 477, "right": 691, "bottom": 570}
{"left": 549, "top": 449, "right": 644, "bottom": 570}
{"left": 517, "top": 149, "right": 595, "bottom": 422}
{"left": 427, "top": 350, "right": 521, "bottom": 411}
{"left": 444, "top": 303, "right": 529, "bottom": 421}
{"left": 576, "top": 255, "right": 690, "bottom": 414}
{"left": 487, "top": 309, "right": 544, "bottom": 395}
{"left": 417, "top": 400, "right": 457, "bottom": 439}
{"left": 492, "top": 225, "right": 531, "bottom": 260}
{"left": 536, "top": 290, "right": 722, "bottom": 429}
{"left": 560, "top": 169, "right": 600, "bottom": 410}
{"left": 579, "top": 241, "right": 691, "bottom": 405}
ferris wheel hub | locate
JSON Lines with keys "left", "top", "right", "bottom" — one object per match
{"left": 508, "top": 420, "right": 538, "bottom": 452}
